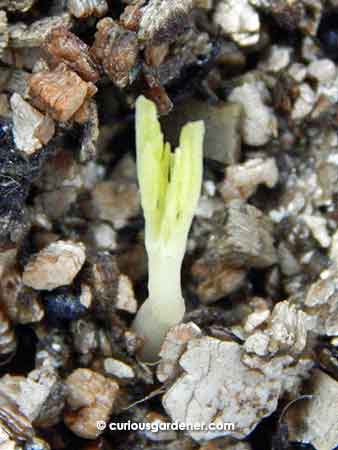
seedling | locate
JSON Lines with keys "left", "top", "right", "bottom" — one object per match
{"left": 132, "top": 96, "right": 204, "bottom": 361}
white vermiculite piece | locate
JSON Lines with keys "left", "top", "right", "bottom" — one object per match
{"left": 11, "top": 93, "right": 55, "bottom": 155}
{"left": 23, "top": 240, "right": 86, "bottom": 291}
{"left": 132, "top": 96, "right": 204, "bottom": 361}
{"left": 67, "top": 0, "right": 108, "bottom": 18}
{"left": 228, "top": 81, "right": 278, "bottom": 146}
{"left": 163, "top": 337, "right": 280, "bottom": 441}
{"left": 214, "top": 0, "right": 260, "bottom": 47}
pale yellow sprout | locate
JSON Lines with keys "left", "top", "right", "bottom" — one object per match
{"left": 132, "top": 95, "right": 204, "bottom": 361}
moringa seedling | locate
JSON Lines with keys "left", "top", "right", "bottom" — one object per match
{"left": 132, "top": 95, "right": 204, "bottom": 361}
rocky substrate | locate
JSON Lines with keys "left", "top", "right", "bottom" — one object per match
{"left": 0, "top": 1, "right": 338, "bottom": 450}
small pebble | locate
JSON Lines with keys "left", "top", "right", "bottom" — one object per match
{"left": 288, "top": 63, "right": 307, "bottom": 82}
{"left": 115, "top": 274, "right": 138, "bottom": 314}
{"left": 291, "top": 83, "right": 316, "bottom": 120}
{"left": 214, "top": 0, "right": 260, "bottom": 47}
{"left": 90, "top": 222, "right": 117, "bottom": 250}
{"left": 228, "top": 81, "right": 277, "bottom": 146}
{"left": 308, "top": 59, "right": 337, "bottom": 83}
{"left": 259, "top": 45, "right": 292, "bottom": 72}
{"left": 103, "top": 358, "right": 135, "bottom": 379}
